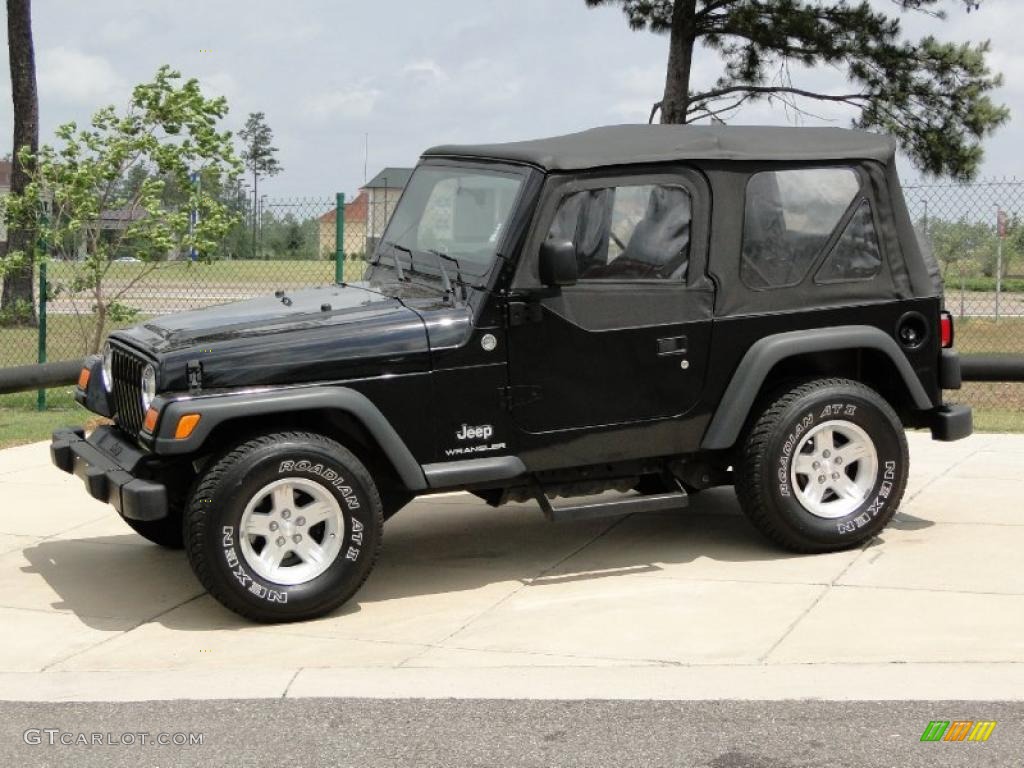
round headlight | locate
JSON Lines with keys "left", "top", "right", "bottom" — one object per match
{"left": 141, "top": 364, "right": 157, "bottom": 412}
{"left": 101, "top": 343, "right": 114, "bottom": 392}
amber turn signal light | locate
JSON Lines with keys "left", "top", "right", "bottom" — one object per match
{"left": 77, "top": 367, "right": 91, "bottom": 389}
{"left": 142, "top": 407, "right": 159, "bottom": 433}
{"left": 174, "top": 413, "right": 201, "bottom": 440}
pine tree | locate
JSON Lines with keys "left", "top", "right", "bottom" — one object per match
{"left": 3, "top": 0, "right": 39, "bottom": 324}
{"left": 239, "top": 111, "right": 282, "bottom": 256}
{"left": 586, "top": 0, "right": 1007, "bottom": 179}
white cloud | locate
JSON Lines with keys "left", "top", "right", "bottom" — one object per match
{"left": 988, "top": 50, "right": 1024, "bottom": 97}
{"left": 199, "top": 72, "right": 240, "bottom": 102}
{"left": 610, "top": 65, "right": 664, "bottom": 120}
{"left": 37, "top": 47, "right": 125, "bottom": 105}
{"left": 97, "top": 16, "right": 150, "bottom": 46}
{"left": 15, "top": 0, "right": 1023, "bottom": 194}
{"left": 304, "top": 84, "right": 380, "bottom": 122}
{"left": 402, "top": 59, "right": 448, "bottom": 83}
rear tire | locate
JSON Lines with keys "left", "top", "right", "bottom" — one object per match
{"left": 185, "top": 431, "right": 383, "bottom": 623}
{"left": 735, "top": 378, "right": 908, "bottom": 553}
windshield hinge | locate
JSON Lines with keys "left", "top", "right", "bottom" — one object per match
{"left": 500, "top": 384, "right": 542, "bottom": 410}
{"left": 507, "top": 300, "right": 543, "bottom": 327}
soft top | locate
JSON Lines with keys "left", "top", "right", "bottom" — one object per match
{"left": 423, "top": 124, "right": 897, "bottom": 171}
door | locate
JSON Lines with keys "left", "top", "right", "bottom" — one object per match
{"left": 506, "top": 171, "right": 714, "bottom": 434}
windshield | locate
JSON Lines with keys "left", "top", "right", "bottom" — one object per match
{"left": 369, "top": 165, "right": 524, "bottom": 280}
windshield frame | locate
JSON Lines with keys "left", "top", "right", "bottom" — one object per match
{"left": 367, "top": 159, "right": 533, "bottom": 286}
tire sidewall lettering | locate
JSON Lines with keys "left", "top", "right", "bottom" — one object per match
{"left": 777, "top": 412, "right": 815, "bottom": 497}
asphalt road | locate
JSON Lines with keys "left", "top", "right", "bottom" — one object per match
{"left": 1, "top": 699, "right": 1020, "bottom": 768}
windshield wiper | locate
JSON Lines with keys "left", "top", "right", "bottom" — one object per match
{"left": 376, "top": 240, "right": 411, "bottom": 282}
{"left": 427, "top": 249, "right": 467, "bottom": 304}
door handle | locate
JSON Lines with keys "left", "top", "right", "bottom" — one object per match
{"left": 657, "top": 335, "right": 688, "bottom": 356}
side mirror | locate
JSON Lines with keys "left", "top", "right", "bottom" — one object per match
{"left": 539, "top": 239, "right": 578, "bottom": 287}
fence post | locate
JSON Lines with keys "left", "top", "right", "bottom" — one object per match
{"left": 995, "top": 206, "right": 1005, "bottom": 321}
{"left": 335, "top": 192, "right": 346, "bottom": 283}
{"left": 36, "top": 260, "right": 47, "bottom": 411}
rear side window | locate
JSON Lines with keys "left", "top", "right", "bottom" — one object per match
{"left": 815, "top": 201, "right": 883, "bottom": 283}
{"left": 741, "top": 168, "right": 860, "bottom": 289}
{"left": 546, "top": 184, "right": 691, "bottom": 280}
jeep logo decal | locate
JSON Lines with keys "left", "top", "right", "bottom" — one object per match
{"left": 456, "top": 424, "right": 494, "bottom": 441}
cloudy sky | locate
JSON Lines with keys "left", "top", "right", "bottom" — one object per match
{"left": 2, "top": 0, "right": 1023, "bottom": 198}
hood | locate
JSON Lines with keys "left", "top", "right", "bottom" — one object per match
{"left": 113, "top": 283, "right": 432, "bottom": 391}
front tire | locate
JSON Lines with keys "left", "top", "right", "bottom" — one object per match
{"left": 122, "top": 513, "right": 184, "bottom": 549}
{"left": 735, "top": 378, "right": 908, "bottom": 553}
{"left": 185, "top": 431, "right": 383, "bottom": 623}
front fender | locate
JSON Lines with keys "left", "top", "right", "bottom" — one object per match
{"left": 149, "top": 386, "right": 427, "bottom": 490}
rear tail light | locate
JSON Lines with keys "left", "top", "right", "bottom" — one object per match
{"left": 940, "top": 311, "right": 954, "bottom": 349}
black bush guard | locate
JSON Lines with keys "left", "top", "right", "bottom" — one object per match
{"left": 51, "top": 426, "right": 168, "bottom": 521}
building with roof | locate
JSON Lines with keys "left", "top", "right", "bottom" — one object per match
{"left": 318, "top": 167, "right": 414, "bottom": 260}
{"left": 318, "top": 190, "right": 369, "bottom": 259}
{"left": 363, "top": 167, "right": 413, "bottom": 251}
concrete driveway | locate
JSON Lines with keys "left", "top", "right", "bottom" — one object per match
{"left": 0, "top": 431, "right": 1022, "bottom": 702}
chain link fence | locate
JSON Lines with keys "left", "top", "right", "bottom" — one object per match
{"left": 1, "top": 195, "right": 387, "bottom": 369}
{"left": 904, "top": 178, "right": 1024, "bottom": 430}
{"left": 2, "top": 179, "right": 1023, "bottom": 429}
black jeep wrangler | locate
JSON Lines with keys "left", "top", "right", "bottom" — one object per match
{"left": 53, "top": 125, "right": 971, "bottom": 622}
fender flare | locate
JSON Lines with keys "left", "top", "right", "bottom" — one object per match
{"left": 152, "top": 386, "right": 427, "bottom": 490}
{"left": 700, "top": 325, "right": 933, "bottom": 451}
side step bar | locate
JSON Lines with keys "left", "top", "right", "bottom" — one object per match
{"left": 535, "top": 490, "right": 688, "bottom": 523}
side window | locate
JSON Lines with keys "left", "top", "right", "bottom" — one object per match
{"left": 546, "top": 184, "right": 691, "bottom": 280}
{"left": 815, "top": 201, "right": 883, "bottom": 283}
{"left": 741, "top": 168, "right": 860, "bottom": 289}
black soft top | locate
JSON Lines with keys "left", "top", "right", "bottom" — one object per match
{"left": 423, "top": 124, "right": 897, "bottom": 171}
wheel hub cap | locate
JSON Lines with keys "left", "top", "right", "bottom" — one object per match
{"left": 239, "top": 477, "right": 345, "bottom": 586}
{"left": 790, "top": 419, "right": 879, "bottom": 519}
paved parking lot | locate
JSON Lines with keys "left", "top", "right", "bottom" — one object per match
{"left": 0, "top": 431, "right": 1022, "bottom": 702}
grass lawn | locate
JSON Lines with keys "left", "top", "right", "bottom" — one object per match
{"left": 0, "top": 386, "right": 88, "bottom": 449}
{"left": 955, "top": 316, "right": 1024, "bottom": 355}
{"left": 0, "top": 314, "right": 144, "bottom": 367}
{"left": 0, "top": 406, "right": 89, "bottom": 449}
{"left": 42, "top": 257, "right": 365, "bottom": 288}
{"left": 972, "top": 408, "right": 1024, "bottom": 433}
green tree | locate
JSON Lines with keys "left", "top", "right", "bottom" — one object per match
{"left": 926, "top": 218, "right": 996, "bottom": 278}
{"left": 239, "top": 112, "right": 282, "bottom": 256}
{"left": 3, "top": 0, "right": 40, "bottom": 325}
{"left": 586, "top": 0, "right": 1007, "bottom": 179}
{"left": 1, "top": 65, "right": 243, "bottom": 354}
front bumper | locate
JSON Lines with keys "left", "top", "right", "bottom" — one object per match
{"left": 51, "top": 426, "right": 168, "bottom": 521}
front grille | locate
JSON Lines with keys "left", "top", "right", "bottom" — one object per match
{"left": 110, "top": 345, "right": 146, "bottom": 434}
